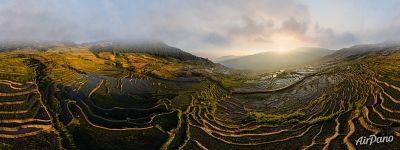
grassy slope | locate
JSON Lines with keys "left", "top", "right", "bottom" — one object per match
{"left": 0, "top": 44, "right": 399, "bottom": 149}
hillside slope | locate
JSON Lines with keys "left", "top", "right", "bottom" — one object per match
{"left": 0, "top": 42, "right": 400, "bottom": 150}
{"left": 86, "top": 40, "right": 211, "bottom": 62}
{"left": 323, "top": 41, "right": 400, "bottom": 60}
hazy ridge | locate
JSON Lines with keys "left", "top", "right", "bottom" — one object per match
{"left": 219, "top": 47, "right": 334, "bottom": 71}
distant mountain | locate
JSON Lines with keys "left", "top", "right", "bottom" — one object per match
{"left": 219, "top": 47, "right": 333, "bottom": 71}
{"left": 86, "top": 40, "right": 211, "bottom": 62}
{"left": 0, "top": 40, "right": 77, "bottom": 52}
{"left": 213, "top": 55, "right": 243, "bottom": 62}
{"left": 0, "top": 40, "right": 213, "bottom": 65}
{"left": 324, "top": 41, "right": 400, "bottom": 60}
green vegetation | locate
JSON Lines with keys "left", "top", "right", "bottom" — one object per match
{"left": 247, "top": 111, "right": 303, "bottom": 125}
{"left": 0, "top": 42, "right": 399, "bottom": 149}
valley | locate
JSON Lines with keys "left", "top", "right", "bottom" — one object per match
{"left": 0, "top": 42, "right": 399, "bottom": 150}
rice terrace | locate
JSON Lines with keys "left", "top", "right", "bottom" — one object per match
{"left": 0, "top": 40, "right": 398, "bottom": 150}
{"left": 0, "top": 1, "right": 400, "bottom": 150}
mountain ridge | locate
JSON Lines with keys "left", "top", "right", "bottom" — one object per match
{"left": 219, "top": 47, "right": 334, "bottom": 71}
{"left": 0, "top": 40, "right": 214, "bottom": 65}
{"left": 324, "top": 41, "right": 400, "bottom": 60}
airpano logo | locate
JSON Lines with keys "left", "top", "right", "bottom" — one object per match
{"left": 355, "top": 135, "right": 394, "bottom": 146}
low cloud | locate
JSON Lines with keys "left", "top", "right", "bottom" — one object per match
{"left": 0, "top": 0, "right": 396, "bottom": 57}
{"left": 280, "top": 17, "right": 308, "bottom": 34}
{"left": 313, "top": 25, "right": 359, "bottom": 49}
{"left": 0, "top": 0, "right": 114, "bottom": 42}
{"left": 203, "top": 32, "right": 230, "bottom": 46}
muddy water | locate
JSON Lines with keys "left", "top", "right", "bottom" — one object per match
{"left": 234, "top": 75, "right": 329, "bottom": 114}
{"left": 77, "top": 73, "right": 155, "bottom": 97}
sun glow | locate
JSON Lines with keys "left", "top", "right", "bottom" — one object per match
{"left": 198, "top": 33, "right": 318, "bottom": 58}
{"left": 270, "top": 33, "right": 315, "bottom": 53}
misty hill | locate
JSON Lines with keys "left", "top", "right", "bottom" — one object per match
{"left": 214, "top": 55, "right": 243, "bottom": 62}
{"left": 0, "top": 40, "right": 213, "bottom": 65}
{"left": 324, "top": 41, "right": 400, "bottom": 60}
{"left": 87, "top": 40, "right": 210, "bottom": 62}
{"left": 220, "top": 47, "right": 333, "bottom": 71}
{"left": 0, "top": 41, "right": 77, "bottom": 52}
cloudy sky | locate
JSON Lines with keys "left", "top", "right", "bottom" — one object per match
{"left": 0, "top": 0, "right": 400, "bottom": 58}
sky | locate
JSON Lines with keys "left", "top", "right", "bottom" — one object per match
{"left": 0, "top": 0, "right": 400, "bottom": 59}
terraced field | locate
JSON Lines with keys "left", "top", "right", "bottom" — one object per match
{"left": 0, "top": 46, "right": 399, "bottom": 150}
{"left": 0, "top": 54, "right": 60, "bottom": 150}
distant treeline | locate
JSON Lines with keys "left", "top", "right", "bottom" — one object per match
{"left": 88, "top": 41, "right": 211, "bottom": 62}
